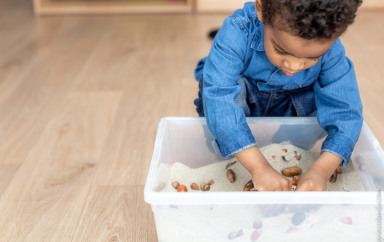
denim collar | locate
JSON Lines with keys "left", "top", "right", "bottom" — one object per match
{"left": 251, "top": 20, "right": 265, "bottom": 52}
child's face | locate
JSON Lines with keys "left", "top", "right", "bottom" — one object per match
{"left": 255, "top": 0, "right": 337, "bottom": 76}
{"left": 263, "top": 25, "right": 336, "bottom": 76}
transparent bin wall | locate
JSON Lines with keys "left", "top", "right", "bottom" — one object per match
{"left": 146, "top": 117, "right": 384, "bottom": 242}
{"left": 166, "top": 118, "right": 327, "bottom": 168}
{"left": 152, "top": 203, "right": 379, "bottom": 242}
{"left": 352, "top": 124, "right": 384, "bottom": 191}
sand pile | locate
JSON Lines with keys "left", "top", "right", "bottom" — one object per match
{"left": 161, "top": 143, "right": 364, "bottom": 192}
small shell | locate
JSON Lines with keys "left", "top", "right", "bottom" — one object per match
{"left": 329, "top": 170, "right": 337, "bottom": 183}
{"left": 243, "top": 179, "right": 256, "bottom": 191}
{"left": 203, "top": 183, "right": 211, "bottom": 191}
{"left": 227, "top": 169, "right": 236, "bottom": 183}
{"left": 190, "top": 183, "right": 199, "bottom": 190}
{"left": 336, "top": 167, "right": 342, "bottom": 173}
{"left": 340, "top": 217, "right": 353, "bottom": 225}
{"left": 272, "top": 155, "right": 276, "bottom": 160}
{"left": 200, "top": 182, "right": 207, "bottom": 191}
{"left": 226, "top": 160, "right": 237, "bottom": 169}
{"left": 177, "top": 185, "right": 188, "bottom": 192}
{"left": 282, "top": 148, "right": 288, "bottom": 152}
{"left": 208, "top": 180, "right": 215, "bottom": 185}
{"left": 171, "top": 181, "right": 180, "bottom": 189}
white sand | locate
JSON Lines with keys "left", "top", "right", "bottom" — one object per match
{"left": 162, "top": 143, "right": 365, "bottom": 192}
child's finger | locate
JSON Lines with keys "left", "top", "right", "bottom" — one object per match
{"left": 287, "top": 179, "right": 293, "bottom": 191}
{"left": 295, "top": 182, "right": 307, "bottom": 191}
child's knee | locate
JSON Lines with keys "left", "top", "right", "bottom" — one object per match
{"left": 194, "top": 57, "right": 207, "bottom": 81}
{"left": 194, "top": 74, "right": 205, "bottom": 117}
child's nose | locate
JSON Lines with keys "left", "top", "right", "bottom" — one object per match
{"left": 282, "top": 59, "right": 304, "bottom": 72}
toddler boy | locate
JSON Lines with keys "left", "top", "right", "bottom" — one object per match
{"left": 194, "top": 0, "right": 363, "bottom": 191}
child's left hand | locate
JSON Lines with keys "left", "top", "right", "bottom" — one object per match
{"left": 295, "top": 151, "right": 343, "bottom": 191}
{"left": 295, "top": 169, "right": 328, "bottom": 191}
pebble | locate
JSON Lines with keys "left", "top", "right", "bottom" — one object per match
{"left": 292, "top": 212, "right": 306, "bottom": 226}
{"left": 250, "top": 230, "right": 262, "bottom": 241}
{"left": 340, "top": 216, "right": 353, "bottom": 225}
{"left": 253, "top": 219, "right": 263, "bottom": 229}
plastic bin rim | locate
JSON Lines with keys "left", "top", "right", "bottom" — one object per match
{"left": 144, "top": 191, "right": 383, "bottom": 205}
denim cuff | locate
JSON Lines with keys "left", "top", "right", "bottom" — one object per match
{"left": 321, "top": 133, "right": 356, "bottom": 167}
{"left": 215, "top": 123, "right": 257, "bottom": 159}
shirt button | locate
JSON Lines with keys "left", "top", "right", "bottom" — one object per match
{"left": 298, "top": 85, "right": 303, "bottom": 88}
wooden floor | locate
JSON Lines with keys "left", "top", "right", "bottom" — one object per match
{"left": 0, "top": 0, "right": 383, "bottom": 241}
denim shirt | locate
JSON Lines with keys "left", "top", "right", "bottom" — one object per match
{"left": 200, "top": 2, "right": 363, "bottom": 166}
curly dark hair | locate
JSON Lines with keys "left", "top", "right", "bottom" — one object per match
{"left": 260, "top": 0, "right": 362, "bottom": 40}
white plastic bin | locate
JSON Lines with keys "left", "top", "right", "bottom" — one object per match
{"left": 144, "top": 117, "right": 384, "bottom": 242}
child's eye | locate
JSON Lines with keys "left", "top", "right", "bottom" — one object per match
{"left": 273, "top": 45, "right": 323, "bottom": 61}
{"left": 273, "top": 47, "right": 286, "bottom": 55}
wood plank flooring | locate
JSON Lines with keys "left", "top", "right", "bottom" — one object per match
{"left": 0, "top": 0, "right": 383, "bottom": 241}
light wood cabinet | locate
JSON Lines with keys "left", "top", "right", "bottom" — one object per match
{"left": 195, "top": 0, "right": 384, "bottom": 13}
{"left": 33, "top": 0, "right": 384, "bottom": 15}
{"left": 33, "top": 0, "right": 193, "bottom": 15}
{"left": 195, "top": 0, "right": 249, "bottom": 13}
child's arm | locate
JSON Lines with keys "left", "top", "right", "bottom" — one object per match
{"left": 234, "top": 146, "right": 292, "bottom": 191}
{"left": 294, "top": 40, "right": 362, "bottom": 191}
{"left": 295, "top": 152, "right": 342, "bottom": 191}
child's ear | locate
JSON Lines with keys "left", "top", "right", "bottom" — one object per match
{"left": 255, "top": 0, "right": 263, "bottom": 23}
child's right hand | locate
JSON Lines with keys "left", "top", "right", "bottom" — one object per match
{"left": 251, "top": 164, "right": 292, "bottom": 191}
{"left": 234, "top": 146, "right": 291, "bottom": 191}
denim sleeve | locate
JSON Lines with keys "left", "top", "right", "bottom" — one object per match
{"left": 315, "top": 39, "right": 363, "bottom": 167}
{"left": 203, "top": 17, "right": 256, "bottom": 159}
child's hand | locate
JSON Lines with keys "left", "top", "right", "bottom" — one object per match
{"left": 251, "top": 165, "right": 292, "bottom": 191}
{"left": 234, "top": 146, "right": 292, "bottom": 191}
{"left": 295, "top": 169, "right": 328, "bottom": 191}
{"left": 295, "top": 151, "right": 343, "bottom": 191}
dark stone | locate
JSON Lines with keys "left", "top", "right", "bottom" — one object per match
{"left": 292, "top": 212, "right": 306, "bottom": 226}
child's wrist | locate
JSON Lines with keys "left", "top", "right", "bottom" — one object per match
{"left": 249, "top": 160, "right": 271, "bottom": 174}
{"left": 309, "top": 152, "right": 342, "bottom": 180}
{"left": 234, "top": 146, "right": 271, "bottom": 174}
{"left": 305, "top": 166, "right": 330, "bottom": 182}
